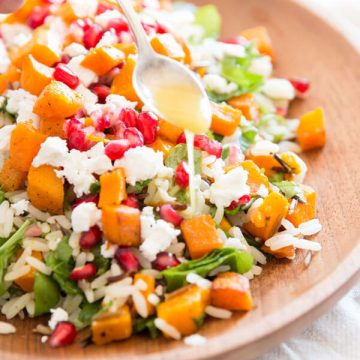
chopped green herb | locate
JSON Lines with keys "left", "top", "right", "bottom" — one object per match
{"left": 239, "top": 126, "right": 258, "bottom": 152}
{"left": 134, "top": 317, "right": 158, "bottom": 339}
{"left": 78, "top": 301, "right": 102, "bottom": 324}
{"left": 92, "top": 246, "right": 110, "bottom": 276}
{"left": 193, "top": 313, "right": 207, "bottom": 329}
{"left": 273, "top": 181, "right": 302, "bottom": 199}
{"left": 221, "top": 145, "right": 230, "bottom": 160}
{"left": 0, "top": 187, "right": 5, "bottom": 204}
{"left": 269, "top": 172, "right": 285, "bottom": 183}
{"left": 89, "top": 181, "right": 101, "bottom": 195}
{"left": 55, "top": 236, "right": 73, "bottom": 263}
{"left": 194, "top": 5, "right": 221, "bottom": 40}
{"left": 134, "top": 179, "right": 151, "bottom": 194}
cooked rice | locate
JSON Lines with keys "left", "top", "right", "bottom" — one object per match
{"left": 2, "top": 293, "right": 32, "bottom": 319}
{"left": 134, "top": 278, "right": 148, "bottom": 291}
{"left": 205, "top": 306, "right": 232, "bottom": 319}
{"left": 4, "top": 265, "right": 31, "bottom": 282}
{"left": 154, "top": 318, "right": 181, "bottom": 340}
{"left": 26, "top": 256, "right": 52, "bottom": 276}
{"left": 132, "top": 289, "right": 148, "bottom": 318}
{"left": 147, "top": 293, "right": 160, "bottom": 306}
{"left": 299, "top": 219, "right": 322, "bottom": 236}
{"left": 23, "top": 238, "right": 50, "bottom": 252}
{"left": 32, "top": 324, "right": 52, "bottom": 335}
{"left": 293, "top": 239, "right": 321, "bottom": 251}
{"left": 27, "top": 204, "right": 50, "bottom": 222}
{"left": 0, "top": 321, "right": 16, "bottom": 334}
{"left": 184, "top": 334, "right": 207, "bottom": 346}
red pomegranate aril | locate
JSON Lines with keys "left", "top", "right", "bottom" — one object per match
{"left": 67, "top": 129, "right": 91, "bottom": 151}
{"left": 137, "top": 112, "right": 158, "bottom": 144}
{"left": 289, "top": 78, "right": 310, "bottom": 98}
{"left": 105, "top": 139, "right": 130, "bottom": 160}
{"left": 95, "top": 114, "right": 111, "bottom": 132}
{"left": 122, "top": 194, "right": 140, "bottom": 209}
{"left": 72, "top": 193, "right": 99, "bottom": 209}
{"left": 159, "top": 204, "right": 183, "bottom": 226}
{"left": 175, "top": 161, "right": 189, "bottom": 189}
{"left": 79, "top": 226, "right": 102, "bottom": 250}
{"left": 27, "top": 5, "right": 50, "bottom": 29}
{"left": 119, "top": 107, "right": 137, "bottom": 128}
{"left": 223, "top": 36, "right": 247, "bottom": 45}
{"left": 227, "top": 200, "right": 239, "bottom": 211}
{"left": 49, "top": 322, "right": 77, "bottom": 348}
{"left": 177, "top": 133, "right": 222, "bottom": 158}
{"left": 83, "top": 24, "right": 104, "bottom": 49}
{"left": 96, "top": 2, "right": 115, "bottom": 14}
{"left": 106, "top": 17, "right": 129, "bottom": 33}
{"left": 152, "top": 252, "right": 180, "bottom": 271}
{"left": 54, "top": 63, "right": 80, "bottom": 89}
{"left": 70, "top": 263, "right": 97, "bottom": 281}
{"left": 115, "top": 248, "right": 140, "bottom": 273}
{"left": 90, "top": 83, "right": 110, "bottom": 103}
{"left": 239, "top": 194, "right": 251, "bottom": 205}
{"left": 156, "top": 21, "right": 168, "bottom": 34}
{"left": 177, "top": 132, "right": 186, "bottom": 144}
{"left": 123, "top": 128, "right": 144, "bottom": 148}
{"left": 59, "top": 54, "right": 71, "bottom": 64}
{"left": 75, "top": 18, "right": 93, "bottom": 32}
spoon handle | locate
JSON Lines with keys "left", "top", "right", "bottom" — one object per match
{"left": 115, "top": 0, "right": 154, "bottom": 56}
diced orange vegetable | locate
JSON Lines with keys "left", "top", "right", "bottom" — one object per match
{"left": 81, "top": 46, "right": 125, "bottom": 76}
{"left": 181, "top": 214, "right": 223, "bottom": 259}
{"left": 98, "top": 168, "right": 127, "bottom": 208}
{"left": 210, "top": 102, "right": 242, "bottom": 136}
{"left": 158, "top": 119, "right": 183, "bottom": 143}
{"left": 0, "top": 159, "right": 27, "bottom": 192}
{"left": 110, "top": 56, "right": 143, "bottom": 105}
{"left": 157, "top": 285, "right": 210, "bottom": 336}
{"left": 27, "top": 165, "right": 64, "bottom": 214}
{"left": 57, "top": 1, "right": 97, "bottom": 22}
{"left": 296, "top": 107, "right": 326, "bottom": 151}
{"left": 114, "top": 43, "right": 137, "bottom": 57}
{"left": 240, "top": 26, "right": 274, "bottom": 60}
{"left": 0, "top": 65, "right": 21, "bottom": 94}
{"left": 244, "top": 192, "right": 289, "bottom": 240}
{"left": 286, "top": 185, "right": 316, "bottom": 227}
{"left": 219, "top": 218, "right": 232, "bottom": 232}
{"left": 179, "top": 37, "right": 192, "bottom": 65}
{"left": 150, "top": 35, "right": 185, "bottom": 62}
{"left": 148, "top": 137, "right": 174, "bottom": 158}
{"left": 102, "top": 205, "right": 141, "bottom": 246}
{"left": 39, "top": 118, "right": 65, "bottom": 138}
{"left": 33, "top": 80, "right": 83, "bottom": 119}
{"left": 261, "top": 245, "right": 295, "bottom": 259}
{"left": 9, "top": 123, "right": 47, "bottom": 172}
{"left": 14, "top": 251, "right": 43, "bottom": 292}
{"left": 246, "top": 154, "right": 278, "bottom": 177}
{"left": 239, "top": 160, "right": 270, "bottom": 196}
{"left": 228, "top": 93, "right": 259, "bottom": 120}
{"left": 134, "top": 273, "right": 156, "bottom": 316}
{"left": 211, "top": 272, "right": 253, "bottom": 311}
{"left": 92, "top": 305, "right": 132, "bottom": 345}
{"left": 2, "top": 0, "right": 43, "bottom": 23}
{"left": 20, "top": 55, "right": 53, "bottom": 95}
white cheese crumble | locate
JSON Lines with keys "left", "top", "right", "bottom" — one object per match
{"left": 48, "top": 308, "right": 68, "bottom": 330}
{"left": 33, "top": 137, "right": 68, "bottom": 168}
{"left": 263, "top": 78, "right": 295, "bottom": 100}
{"left": 155, "top": 33, "right": 185, "bottom": 59}
{"left": 115, "top": 147, "right": 166, "bottom": 186}
{"left": 0, "top": 23, "right": 32, "bottom": 48}
{"left": 71, "top": 202, "right": 101, "bottom": 233}
{"left": 250, "top": 140, "right": 279, "bottom": 156}
{"left": 203, "top": 74, "right": 237, "bottom": 95}
{"left": 140, "top": 207, "right": 180, "bottom": 261}
{"left": 248, "top": 56, "right": 273, "bottom": 77}
{"left": 100, "top": 241, "right": 117, "bottom": 258}
{"left": 96, "top": 30, "right": 119, "bottom": 47}
{"left": 94, "top": 10, "right": 122, "bottom": 28}
{"left": 5, "top": 89, "right": 40, "bottom": 127}
{"left": 0, "top": 124, "right": 15, "bottom": 169}
{"left": 69, "top": 0, "right": 98, "bottom": 18}
{"left": 106, "top": 94, "right": 137, "bottom": 109}
{"left": 75, "top": 84, "right": 98, "bottom": 113}
{"left": 63, "top": 43, "right": 88, "bottom": 57}
{"left": 0, "top": 40, "right": 10, "bottom": 74}
{"left": 67, "top": 55, "right": 99, "bottom": 87}
{"left": 11, "top": 200, "right": 29, "bottom": 216}
{"left": 210, "top": 167, "right": 250, "bottom": 208}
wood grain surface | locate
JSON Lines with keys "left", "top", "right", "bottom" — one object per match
{"left": 1, "top": 0, "right": 360, "bottom": 359}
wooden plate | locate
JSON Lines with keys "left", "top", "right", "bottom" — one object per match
{"left": 1, "top": 0, "right": 360, "bottom": 359}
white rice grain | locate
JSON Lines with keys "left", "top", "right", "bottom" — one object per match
{"left": 184, "top": 334, "right": 207, "bottom": 347}
{"left": 132, "top": 289, "right": 148, "bottom": 318}
{"left": 265, "top": 233, "right": 297, "bottom": 251}
{"left": 2, "top": 293, "right": 32, "bottom": 319}
{"left": 26, "top": 256, "right": 52, "bottom": 275}
{"left": 4, "top": 265, "right": 31, "bottom": 282}
{"left": 27, "top": 204, "right": 50, "bottom": 222}
{"left": 209, "top": 265, "right": 231, "bottom": 277}
{"left": 299, "top": 219, "right": 322, "bottom": 236}
{"left": 79, "top": 280, "right": 95, "bottom": 303}
{"left": 0, "top": 321, "right": 16, "bottom": 334}
{"left": 249, "top": 246, "right": 267, "bottom": 265}
{"left": 134, "top": 279, "right": 148, "bottom": 291}
{"left": 205, "top": 305, "right": 232, "bottom": 319}
{"left": 23, "top": 238, "right": 50, "bottom": 252}
{"left": 154, "top": 318, "right": 181, "bottom": 340}
{"left": 147, "top": 293, "right": 160, "bottom": 306}
{"left": 47, "top": 215, "right": 72, "bottom": 230}
{"left": 91, "top": 271, "right": 111, "bottom": 290}
{"left": 12, "top": 247, "right": 32, "bottom": 270}
{"left": 293, "top": 239, "right": 321, "bottom": 251}
{"left": 32, "top": 324, "right": 52, "bottom": 335}
{"left": 25, "top": 299, "right": 35, "bottom": 317}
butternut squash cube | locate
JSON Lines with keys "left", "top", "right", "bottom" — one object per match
{"left": 157, "top": 285, "right": 210, "bottom": 336}
{"left": 14, "top": 251, "right": 43, "bottom": 292}
{"left": 28, "top": 165, "right": 64, "bottom": 214}
{"left": 228, "top": 93, "right": 259, "bottom": 120}
{"left": 239, "top": 160, "right": 270, "bottom": 196}
{"left": 2, "top": 0, "right": 43, "bottom": 24}
{"left": 0, "top": 65, "right": 21, "bottom": 94}
{"left": 39, "top": 118, "right": 65, "bottom": 138}
{"left": 240, "top": 26, "right": 274, "bottom": 60}
{"left": 0, "top": 159, "right": 27, "bottom": 192}
{"left": 98, "top": 168, "right": 127, "bottom": 208}
{"left": 261, "top": 244, "right": 295, "bottom": 259}
{"left": 210, "top": 102, "right": 242, "bottom": 136}
{"left": 148, "top": 137, "right": 174, "bottom": 159}
{"left": 150, "top": 35, "right": 185, "bottom": 62}
{"left": 158, "top": 119, "right": 183, "bottom": 143}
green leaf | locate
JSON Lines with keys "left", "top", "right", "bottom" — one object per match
{"left": 194, "top": 5, "right": 221, "bottom": 40}
{"left": 89, "top": 181, "right": 101, "bottom": 195}
{"left": 92, "top": 246, "right": 110, "bottom": 276}
{"left": 239, "top": 126, "right": 258, "bottom": 152}
{"left": 162, "top": 248, "right": 253, "bottom": 292}
{"left": 134, "top": 317, "right": 158, "bottom": 339}
{"left": 34, "top": 272, "right": 61, "bottom": 316}
{"left": 165, "top": 143, "right": 202, "bottom": 174}
{"left": 0, "top": 221, "right": 30, "bottom": 295}
{"left": 193, "top": 313, "right": 207, "bottom": 329}
{"left": 79, "top": 301, "right": 102, "bottom": 324}
{"left": 55, "top": 236, "right": 73, "bottom": 263}
{"left": 272, "top": 181, "right": 302, "bottom": 199}
{"left": 221, "top": 145, "right": 230, "bottom": 160}
{"left": 269, "top": 172, "right": 285, "bottom": 183}
{"left": 133, "top": 179, "right": 151, "bottom": 194}
{"left": 0, "top": 187, "right": 5, "bottom": 204}
{"left": 207, "top": 90, "right": 236, "bottom": 103}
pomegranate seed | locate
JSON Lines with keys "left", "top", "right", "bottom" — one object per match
{"left": 177, "top": 133, "right": 222, "bottom": 158}
{"left": 119, "top": 108, "right": 137, "bottom": 128}
{"left": 142, "top": 22, "right": 156, "bottom": 36}
{"left": 276, "top": 106, "right": 288, "bottom": 117}
{"left": 156, "top": 21, "right": 168, "bottom": 34}
{"left": 72, "top": 193, "right": 99, "bottom": 209}
{"left": 59, "top": 54, "right": 71, "bottom": 64}
{"left": 105, "top": 139, "right": 130, "bottom": 160}
{"left": 70, "top": 263, "right": 97, "bottom": 281}
{"left": 123, "top": 128, "right": 144, "bottom": 148}
{"left": 289, "top": 78, "right": 310, "bottom": 98}
{"left": 83, "top": 24, "right": 104, "bottom": 49}
{"left": 175, "top": 161, "right": 189, "bottom": 189}
{"left": 115, "top": 248, "right": 140, "bottom": 273}
{"left": 137, "top": 112, "right": 158, "bottom": 144}
{"left": 106, "top": 17, "right": 129, "bottom": 33}
{"left": 122, "top": 194, "right": 139, "bottom": 208}
{"left": 54, "top": 64, "right": 80, "bottom": 89}
{"left": 89, "top": 83, "right": 110, "bottom": 103}
{"left": 27, "top": 5, "right": 50, "bottom": 29}
{"left": 95, "top": 114, "right": 111, "bottom": 132}
{"left": 227, "top": 200, "right": 239, "bottom": 211}
{"left": 227, "top": 194, "right": 251, "bottom": 211}
{"left": 239, "top": 194, "right": 251, "bottom": 205}
{"left": 152, "top": 252, "right": 180, "bottom": 271}
{"left": 44, "top": 0, "right": 64, "bottom": 4}
{"left": 49, "top": 322, "right": 77, "bottom": 348}
{"left": 67, "top": 129, "right": 94, "bottom": 151}
{"left": 159, "top": 204, "right": 183, "bottom": 226}
{"left": 223, "top": 36, "right": 247, "bottom": 45}
{"left": 96, "top": 2, "right": 115, "bottom": 15}
{"left": 79, "top": 226, "right": 102, "bottom": 250}
{"left": 177, "top": 132, "right": 186, "bottom": 144}
{"left": 75, "top": 18, "right": 93, "bottom": 32}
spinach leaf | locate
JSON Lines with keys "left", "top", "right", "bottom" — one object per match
{"left": 92, "top": 246, "right": 110, "bottom": 276}
{"left": 162, "top": 248, "right": 253, "bottom": 292}
{"left": 134, "top": 317, "right": 158, "bottom": 339}
{"left": 193, "top": 313, "right": 207, "bottom": 329}
{"left": 239, "top": 125, "right": 258, "bottom": 152}
{"left": 273, "top": 181, "right": 302, "bottom": 199}
{"left": 34, "top": 272, "right": 61, "bottom": 316}
{"left": 194, "top": 5, "right": 221, "bottom": 40}
{"left": 0, "top": 221, "right": 30, "bottom": 295}
{"left": 89, "top": 181, "right": 100, "bottom": 195}
{"left": 165, "top": 144, "right": 202, "bottom": 174}
{"left": 269, "top": 172, "right": 285, "bottom": 183}
{"left": 133, "top": 179, "right": 151, "bottom": 194}
{"left": 55, "top": 236, "right": 73, "bottom": 263}
{"left": 0, "top": 187, "right": 5, "bottom": 204}
{"left": 79, "top": 301, "right": 102, "bottom": 324}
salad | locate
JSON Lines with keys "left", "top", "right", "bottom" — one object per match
{"left": 0, "top": 0, "right": 326, "bottom": 348}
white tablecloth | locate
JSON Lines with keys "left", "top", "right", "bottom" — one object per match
{"left": 258, "top": 2, "right": 360, "bottom": 359}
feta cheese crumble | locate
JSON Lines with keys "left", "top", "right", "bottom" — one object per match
{"left": 0, "top": 125, "right": 15, "bottom": 169}
{"left": 0, "top": 24, "right": 32, "bottom": 48}
{"left": 32, "top": 137, "right": 69, "bottom": 168}
{"left": 48, "top": 308, "right": 69, "bottom": 330}
{"left": 250, "top": 140, "right": 280, "bottom": 156}
{"left": 11, "top": 200, "right": 29, "bottom": 216}
{"left": 63, "top": 43, "right": 88, "bottom": 57}
{"left": 71, "top": 202, "right": 101, "bottom": 233}
{"left": 263, "top": 78, "right": 295, "bottom": 100}
{"left": 0, "top": 40, "right": 10, "bottom": 74}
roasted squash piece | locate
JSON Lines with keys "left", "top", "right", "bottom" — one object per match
{"left": 14, "top": 251, "right": 43, "bottom": 292}
{"left": 33, "top": 80, "right": 83, "bottom": 119}
{"left": 0, "top": 65, "right": 21, "bottom": 94}
{"left": 134, "top": 273, "right": 156, "bottom": 316}
{"left": 150, "top": 35, "right": 185, "bottom": 62}
{"left": 157, "top": 285, "right": 210, "bottom": 336}
{"left": 98, "top": 168, "right": 127, "bottom": 208}
{"left": 28, "top": 165, "right": 64, "bottom": 214}
{"left": 92, "top": 305, "right": 132, "bottom": 346}
{"left": 0, "top": 159, "right": 27, "bottom": 192}
{"left": 9, "top": 123, "right": 47, "bottom": 172}
{"left": 261, "top": 245, "right": 295, "bottom": 259}
{"left": 210, "top": 102, "right": 242, "bottom": 136}
{"left": 219, "top": 218, "right": 232, "bottom": 232}
{"left": 240, "top": 26, "right": 274, "bottom": 60}
{"left": 296, "top": 107, "right": 326, "bottom": 151}
{"left": 20, "top": 55, "right": 53, "bottom": 96}
{"left": 181, "top": 214, "right": 223, "bottom": 259}
{"left": 239, "top": 160, "right": 270, "bottom": 196}
{"left": 148, "top": 137, "right": 174, "bottom": 159}
{"left": 211, "top": 272, "right": 253, "bottom": 311}
{"left": 113, "top": 43, "right": 137, "bottom": 57}
{"left": 39, "top": 118, "right": 65, "bottom": 138}
{"left": 158, "top": 119, "right": 183, "bottom": 143}
{"left": 102, "top": 205, "right": 141, "bottom": 246}
{"left": 228, "top": 93, "right": 259, "bottom": 120}
{"left": 244, "top": 192, "right": 289, "bottom": 240}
